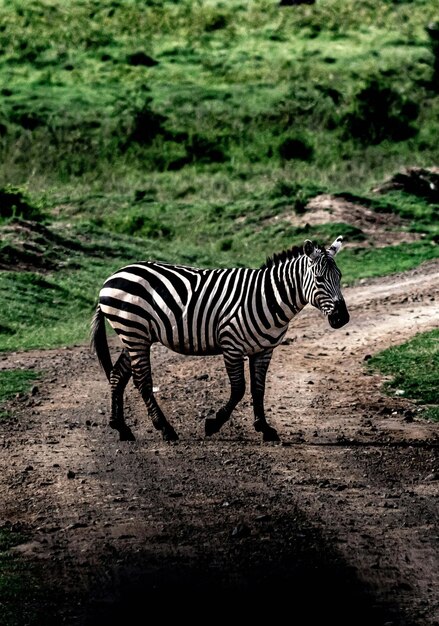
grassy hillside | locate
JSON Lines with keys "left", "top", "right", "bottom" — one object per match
{"left": 0, "top": 0, "right": 438, "bottom": 353}
{"left": 0, "top": 0, "right": 438, "bottom": 186}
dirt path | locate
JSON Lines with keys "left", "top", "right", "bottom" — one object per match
{"left": 1, "top": 261, "right": 438, "bottom": 625}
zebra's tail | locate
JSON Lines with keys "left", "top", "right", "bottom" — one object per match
{"left": 90, "top": 305, "right": 113, "bottom": 381}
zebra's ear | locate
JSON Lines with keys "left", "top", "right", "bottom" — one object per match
{"left": 304, "top": 240, "right": 319, "bottom": 261}
{"left": 327, "top": 235, "right": 343, "bottom": 257}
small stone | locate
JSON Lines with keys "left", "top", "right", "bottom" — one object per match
{"left": 231, "top": 523, "right": 251, "bottom": 538}
{"left": 424, "top": 472, "right": 439, "bottom": 482}
{"left": 67, "top": 522, "right": 88, "bottom": 530}
{"left": 255, "top": 514, "right": 271, "bottom": 522}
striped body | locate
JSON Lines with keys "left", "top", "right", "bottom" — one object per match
{"left": 99, "top": 257, "right": 310, "bottom": 358}
{"left": 91, "top": 237, "right": 349, "bottom": 443}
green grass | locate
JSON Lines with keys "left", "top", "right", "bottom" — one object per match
{"left": 0, "top": 370, "right": 39, "bottom": 403}
{"left": 367, "top": 329, "right": 439, "bottom": 421}
{"left": 339, "top": 241, "right": 439, "bottom": 283}
{"left": 0, "top": 0, "right": 437, "bottom": 187}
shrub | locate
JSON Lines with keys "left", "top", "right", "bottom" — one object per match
{"left": 342, "top": 78, "right": 419, "bottom": 144}
{"left": 278, "top": 134, "right": 314, "bottom": 161}
{"left": 123, "top": 96, "right": 167, "bottom": 146}
{"left": 426, "top": 21, "right": 439, "bottom": 90}
{"left": 109, "top": 209, "right": 174, "bottom": 239}
{"left": 0, "top": 186, "right": 44, "bottom": 221}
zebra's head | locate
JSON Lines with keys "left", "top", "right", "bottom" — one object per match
{"left": 302, "top": 236, "right": 350, "bottom": 329}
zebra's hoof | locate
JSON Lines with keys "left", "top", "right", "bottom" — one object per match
{"left": 205, "top": 418, "right": 221, "bottom": 436}
{"left": 163, "top": 428, "right": 179, "bottom": 442}
{"left": 119, "top": 426, "right": 136, "bottom": 441}
{"left": 262, "top": 427, "right": 280, "bottom": 442}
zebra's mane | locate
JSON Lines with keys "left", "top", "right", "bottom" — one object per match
{"left": 261, "top": 244, "right": 326, "bottom": 269}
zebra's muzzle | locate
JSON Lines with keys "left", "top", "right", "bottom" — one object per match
{"left": 328, "top": 300, "right": 350, "bottom": 329}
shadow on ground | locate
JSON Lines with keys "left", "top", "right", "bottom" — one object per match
{"left": 81, "top": 516, "right": 403, "bottom": 626}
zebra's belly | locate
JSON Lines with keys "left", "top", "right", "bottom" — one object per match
{"left": 218, "top": 316, "right": 288, "bottom": 355}
{"left": 160, "top": 341, "right": 223, "bottom": 357}
{"left": 155, "top": 326, "right": 223, "bottom": 356}
{"left": 244, "top": 335, "right": 286, "bottom": 354}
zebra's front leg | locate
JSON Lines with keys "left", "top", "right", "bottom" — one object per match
{"left": 205, "top": 354, "right": 245, "bottom": 437}
{"left": 109, "top": 349, "right": 135, "bottom": 441}
{"left": 131, "top": 348, "right": 178, "bottom": 442}
{"left": 249, "top": 350, "right": 280, "bottom": 442}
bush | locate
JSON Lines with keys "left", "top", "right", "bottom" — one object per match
{"left": 120, "top": 93, "right": 167, "bottom": 147}
{"left": 0, "top": 185, "right": 44, "bottom": 221}
{"left": 278, "top": 134, "right": 314, "bottom": 161}
{"left": 108, "top": 209, "right": 174, "bottom": 239}
{"left": 342, "top": 78, "right": 419, "bottom": 144}
{"left": 426, "top": 21, "right": 439, "bottom": 90}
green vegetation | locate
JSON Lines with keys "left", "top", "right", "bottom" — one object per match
{"left": 339, "top": 240, "right": 439, "bottom": 282}
{"left": 0, "top": 369, "right": 39, "bottom": 403}
{"left": 0, "top": 185, "right": 45, "bottom": 221}
{"left": 0, "top": 0, "right": 438, "bottom": 188}
{"left": 367, "top": 329, "right": 439, "bottom": 422}
{"left": 0, "top": 369, "right": 39, "bottom": 420}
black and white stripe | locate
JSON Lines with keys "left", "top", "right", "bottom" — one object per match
{"left": 91, "top": 236, "right": 349, "bottom": 442}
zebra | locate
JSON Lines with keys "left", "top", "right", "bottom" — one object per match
{"left": 90, "top": 236, "right": 349, "bottom": 443}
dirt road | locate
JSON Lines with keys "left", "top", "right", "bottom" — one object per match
{"left": 1, "top": 261, "right": 438, "bottom": 625}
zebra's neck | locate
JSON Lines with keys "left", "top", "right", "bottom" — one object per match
{"left": 262, "top": 256, "right": 309, "bottom": 326}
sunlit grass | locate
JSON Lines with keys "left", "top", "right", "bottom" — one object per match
{"left": 0, "top": 0, "right": 437, "bottom": 187}
{"left": 368, "top": 329, "right": 439, "bottom": 422}
{"left": 0, "top": 370, "right": 39, "bottom": 403}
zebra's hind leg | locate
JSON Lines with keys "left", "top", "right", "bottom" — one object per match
{"left": 205, "top": 354, "right": 245, "bottom": 436}
{"left": 109, "top": 349, "right": 135, "bottom": 441}
{"left": 249, "top": 350, "right": 280, "bottom": 442}
{"left": 131, "top": 347, "right": 178, "bottom": 442}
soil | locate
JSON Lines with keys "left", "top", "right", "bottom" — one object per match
{"left": 1, "top": 260, "right": 439, "bottom": 626}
